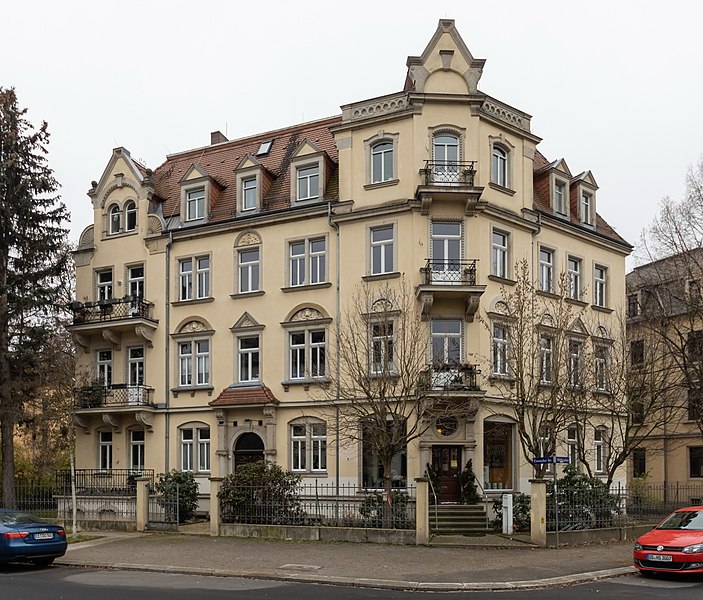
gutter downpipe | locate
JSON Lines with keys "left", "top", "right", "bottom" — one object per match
{"left": 531, "top": 212, "right": 542, "bottom": 475}
{"left": 164, "top": 230, "right": 173, "bottom": 472}
{"left": 328, "top": 202, "right": 341, "bottom": 498}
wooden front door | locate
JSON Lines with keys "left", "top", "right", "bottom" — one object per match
{"left": 431, "top": 446, "right": 462, "bottom": 503}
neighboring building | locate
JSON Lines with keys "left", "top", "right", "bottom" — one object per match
{"left": 627, "top": 249, "right": 703, "bottom": 489}
{"left": 68, "top": 20, "right": 631, "bottom": 504}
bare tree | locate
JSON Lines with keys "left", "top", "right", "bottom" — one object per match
{"left": 318, "top": 281, "right": 470, "bottom": 526}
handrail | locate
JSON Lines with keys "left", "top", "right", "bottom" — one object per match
{"left": 425, "top": 469, "right": 438, "bottom": 532}
{"left": 473, "top": 474, "right": 490, "bottom": 531}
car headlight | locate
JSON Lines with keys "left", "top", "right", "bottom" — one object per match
{"left": 682, "top": 543, "right": 703, "bottom": 554}
{"left": 634, "top": 542, "right": 643, "bottom": 551}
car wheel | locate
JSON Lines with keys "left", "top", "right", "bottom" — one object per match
{"left": 32, "top": 557, "right": 55, "bottom": 567}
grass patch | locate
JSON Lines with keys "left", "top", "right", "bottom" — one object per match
{"left": 67, "top": 534, "right": 103, "bottom": 544}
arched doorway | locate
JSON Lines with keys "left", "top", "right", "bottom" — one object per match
{"left": 233, "top": 432, "right": 264, "bottom": 470}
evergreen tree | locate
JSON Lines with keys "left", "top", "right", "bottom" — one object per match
{"left": 0, "top": 87, "right": 70, "bottom": 505}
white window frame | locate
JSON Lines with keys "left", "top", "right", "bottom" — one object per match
{"left": 125, "top": 200, "right": 137, "bottom": 232}
{"left": 289, "top": 237, "right": 326, "bottom": 287}
{"left": 242, "top": 177, "right": 257, "bottom": 211}
{"left": 491, "top": 229, "right": 509, "bottom": 279}
{"left": 567, "top": 256, "right": 581, "bottom": 300}
{"left": 178, "top": 339, "right": 210, "bottom": 387}
{"left": 179, "top": 426, "right": 211, "bottom": 473}
{"left": 97, "top": 269, "right": 113, "bottom": 301}
{"left": 238, "top": 335, "right": 260, "bottom": 383}
{"left": 594, "top": 265, "right": 607, "bottom": 307}
{"left": 289, "top": 329, "right": 326, "bottom": 380}
{"left": 595, "top": 345, "right": 608, "bottom": 391}
{"left": 98, "top": 431, "right": 113, "bottom": 470}
{"left": 370, "top": 225, "right": 395, "bottom": 275}
{"left": 96, "top": 349, "right": 112, "bottom": 386}
{"left": 179, "top": 255, "right": 211, "bottom": 301}
{"left": 539, "top": 247, "right": 554, "bottom": 293}
{"left": 539, "top": 335, "right": 553, "bottom": 384}
{"left": 594, "top": 428, "right": 606, "bottom": 474}
{"left": 108, "top": 204, "right": 121, "bottom": 234}
{"left": 130, "top": 429, "right": 145, "bottom": 471}
{"left": 554, "top": 180, "right": 567, "bottom": 215}
{"left": 297, "top": 164, "right": 320, "bottom": 201}
{"left": 370, "top": 321, "right": 395, "bottom": 374}
{"left": 238, "top": 247, "right": 260, "bottom": 294}
{"left": 371, "top": 141, "right": 394, "bottom": 183}
{"left": 186, "top": 188, "right": 205, "bottom": 221}
{"left": 581, "top": 192, "right": 593, "bottom": 225}
{"left": 290, "top": 421, "right": 327, "bottom": 473}
{"left": 567, "top": 425, "right": 578, "bottom": 467}
{"left": 492, "top": 324, "right": 509, "bottom": 376}
{"left": 491, "top": 145, "right": 508, "bottom": 187}
{"left": 569, "top": 339, "right": 583, "bottom": 387}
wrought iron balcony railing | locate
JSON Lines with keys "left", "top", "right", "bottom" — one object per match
{"left": 69, "top": 296, "right": 154, "bottom": 325}
{"left": 420, "top": 363, "right": 481, "bottom": 392}
{"left": 420, "top": 259, "right": 478, "bottom": 286}
{"left": 420, "top": 161, "right": 477, "bottom": 186}
{"left": 74, "top": 384, "right": 155, "bottom": 409}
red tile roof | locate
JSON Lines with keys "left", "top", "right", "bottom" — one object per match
{"left": 209, "top": 385, "right": 280, "bottom": 407}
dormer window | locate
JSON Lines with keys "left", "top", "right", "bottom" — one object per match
{"left": 242, "top": 177, "right": 257, "bottom": 211}
{"left": 109, "top": 204, "right": 121, "bottom": 234}
{"left": 297, "top": 165, "right": 319, "bottom": 201}
{"left": 125, "top": 200, "right": 137, "bottom": 231}
{"left": 581, "top": 192, "right": 593, "bottom": 226}
{"left": 186, "top": 188, "right": 205, "bottom": 221}
{"left": 554, "top": 181, "right": 567, "bottom": 215}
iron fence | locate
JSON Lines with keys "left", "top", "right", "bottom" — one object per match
{"left": 55, "top": 469, "right": 154, "bottom": 496}
{"left": 221, "top": 482, "right": 416, "bottom": 529}
{"left": 0, "top": 484, "right": 58, "bottom": 517}
{"left": 148, "top": 492, "right": 179, "bottom": 525}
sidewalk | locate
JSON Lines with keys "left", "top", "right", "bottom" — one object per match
{"left": 57, "top": 530, "right": 637, "bottom": 591}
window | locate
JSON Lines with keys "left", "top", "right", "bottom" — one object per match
{"left": 630, "top": 340, "right": 644, "bottom": 365}
{"left": 97, "top": 349, "right": 112, "bottom": 386}
{"left": 256, "top": 140, "right": 273, "bottom": 156}
{"left": 633, "top": 448, "right": 646, "bottom": 477}
{"left": 594, "top": 428, "right": 606, "bottom": 473}
{"left": 491, "top": 230, "right": 509, "bottom": 279}
{"left": 289, "top": 330, "right": 326, "bottom": 380}
{"left": 371, "top": 322, "right": 394, "bottom": 374}
{"left": 540, "top": 335, "right": 553, "bottom": 384}
{"left": 627, "top": 294, "right": 640, "bottom": 317}
{"left": 238, "top": 336, "right": 260, "bottom": 383}
{"left": 432, "top": 320, "right": 462, "bottom": 367}
{"left": 125, "top": 200, "right": 137, "bottom": 232}
{"left": 370, "top": 225, "right": 394, "bottom": 275}
{"left": 128, "top": 346, "right": 145, "bottom": 391}
{"left": 289, "top": 237, "right": 326, "bottom": 287}
{"left": 491, "top": 146, "right": 507, "bottom": 187}
{"left": 554, "top": 181, "right": 567, "bottom": 214}
{"left": 362, "top": 419, "right": 407, "bottom": 488}
{"left": 484, "top": 421, "right": 514, "bottom": 490}
{"left": 179, "top": 340, "right": 210, "bottom": 387}
{"left": 98, "top": 431, "right": 112, "bottom": 470}
{"left": 567, "top": 425, "right": 578, "bottom": 467}
{"left": 109, "top": 204, "right": 121, "bottom": 234}
{"left": 567, "top": 256, "right": 581, "bottom": 300}
{"left": 492, "top": 324, "right": 509, "bottom": 375}
{"left": 290, "top": 422, "right": 327, "bottom": 473}
{"left": 186, "top": 188, "right": 205, "bottom": 221}
{"left": 631, "top": 400, "right": 645, "bottom": 425}
{"left": 568, "top": 340, "right": 583, "bottom": 387}
{"left": 179, "top": 256, "right": 210, "bottom": 300}
{"left": 297, "top": 165, "right": 319, "bottom": 201}
{"left": 594, "top": 265, "right": 607, "bottom": 307}
{"left": 238, "top": 248, "right": 260, "bottom": 294}
{"left": 581, "top": 192, "right": 593, "bottom": 225}
{"left": 687, "top": 330, "right": 703, "bottom": 362}
{"left": 539, "top": 248, "right": 554, "bottom": 293}
{"left": 180, "top": 426, "right": 211, "bottom": 472}
{"left": 688, "top": 387, "right": 703, "bottom": 422}
{"left": 242, "top": 177, "right": 257, "bottom": 211}
{"left": 371, "top": 142, "right": 394, "bottom": 183}
{"left": 595, "top": 346, "right": 608, "bottom": 391}
{"left": 130, "top": 429, "right": 145, "bottom": 471}
{"left": 97, "top": 270, "right": 113, "bottom": 301}
{"left": 690, "top": 447, "right": 703, "bottom": 478}
{"left": 128, "top": 265, "right": 145, "bottom": 301}
{"left": 432, "top": 134, "right": 460, "bottom": 182}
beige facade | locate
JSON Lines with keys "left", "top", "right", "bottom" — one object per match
{"left": 69, "top": 20, "right": 631, "bottom": 501}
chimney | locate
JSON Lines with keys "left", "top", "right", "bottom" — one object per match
{"left": 210, "top": 131, "right": 228, "bottom": 145}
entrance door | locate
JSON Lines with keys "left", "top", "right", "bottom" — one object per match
{"left": 233, "top": 432, "right": 265, "bottom": 470}
{"left": 431, "top": 446, "right": 462, "bottom": 503}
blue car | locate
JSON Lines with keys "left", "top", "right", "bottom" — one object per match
{"left": 0, "top": 509, "right": 67, "bottom": 566}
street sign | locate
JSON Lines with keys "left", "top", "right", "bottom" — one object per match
{"left": 532, "top": 456, "right": 570, "bottom": 464}
{"left": 554, "top": 456, "right": 570, "bottom": 464}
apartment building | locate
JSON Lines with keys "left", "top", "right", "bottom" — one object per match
{"left": 68, "top": 20, "right": 631, "bottom": 502}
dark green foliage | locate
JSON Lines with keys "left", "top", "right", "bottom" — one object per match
{"left": 458, "top": 460, "right": 480, "bottom": 504}
{"left": 155, "top": 470, "right": 199, "bottom": 523}
{"left": 491, "top": 493, "right": 531, "bottom": 532}
{"left": 359, "top": 490, "right": 411, "bottom": 529}
{"left": 219, "top": 461, "right": 303, "bottom": 525}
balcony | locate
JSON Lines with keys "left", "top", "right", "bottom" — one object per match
{"left": 416, "top": 161, "right": 486, "bottom": 215}
{"left": 416, "top": 259, "right": 486, "bottom": 322}
{"left": 420, "top": 364, "right": 482, "bottom": 392}
{"left": 67, "top": 296, "right": 157, "bottom": 351}
{"left": 74, "top": 384, "right": 155, "bottom": 410}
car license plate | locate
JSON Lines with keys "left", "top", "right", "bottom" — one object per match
{"left": 33, "top": 532, "right": 53, "bottom": 540}
{"left": 646, "top": 554, "right": 673, "bottom": 562}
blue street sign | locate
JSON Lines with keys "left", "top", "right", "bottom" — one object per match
{"left": 532, "top": 456, "right": 570, "bottom": 465}
{"left": 554, "top": 456, "right": 570, "bottom": 464}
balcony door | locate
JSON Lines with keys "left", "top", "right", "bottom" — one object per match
{"left": 128, "top": 347, "right": 145, "bottom": 404}
{"left": 128, "top": 265, "right": 145, "bottom": 314}
{"left": 432, "top": 134, "right": 459, "bottom": 183}
{"left": 431, "top": 320, "right": 462, "bottom": 387}
{"left": 431, "top": 222, "right": 462, "bottom": 283}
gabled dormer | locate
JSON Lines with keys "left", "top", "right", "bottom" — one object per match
{"left": 570, "top": 171, "right": 599, "bottom": 229}
{"left": 288, "top": 140, "right": 332, "bottom": 204}
{"left": 534, "top": 158, "right": 572, "bottom": 218}
{"left": 234, "top": 155, "right": 272, "bottom": 216}
{"left": 179, "top": 164, "right": 221, "bottom": 226}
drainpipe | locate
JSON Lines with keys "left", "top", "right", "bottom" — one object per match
{"left": 164, "top": 230, "right": 173, "bottom": 472}
{"left": 328, "top": 202, "right": 341, "bottom": 496}
{"left": 530, "top": 212, "right": 542, "bottom": 475}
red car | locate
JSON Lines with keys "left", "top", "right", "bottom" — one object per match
{"left": 634, "top": 506, "right": 703, "bottom": 575}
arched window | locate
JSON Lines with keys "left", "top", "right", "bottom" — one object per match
{"left": 125, "top": 200, "right": 137, "bottom": 232}
{"left": 108, "top": 204, "right": 121, "bottom": 234}
{"left": 371, "top": 142, "right": 394, "bottom": 183}
{"left": 432, "top": 133, "right": 460, "bottom": 182}
{"left": 491, "top": 146, "right": 508, "bottom": 187}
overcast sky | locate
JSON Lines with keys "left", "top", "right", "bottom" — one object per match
{"left": 4, "top": 1, "right": 701, "bottom": 268}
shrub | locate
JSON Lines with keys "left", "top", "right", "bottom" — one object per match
{"left": 458, "top": 460, "right": 481, "bottom": 504}
{"left": 491, "top": 493, "right": 531, "bottom": 532}
{"left": 359, "top": 490, "right": 411, "bottom": 529}
{"left": 155, "top": 470, "right": 199, "bottom": 523}
{"left": 219, "top": 461, "right": 303, "bottom": 525}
